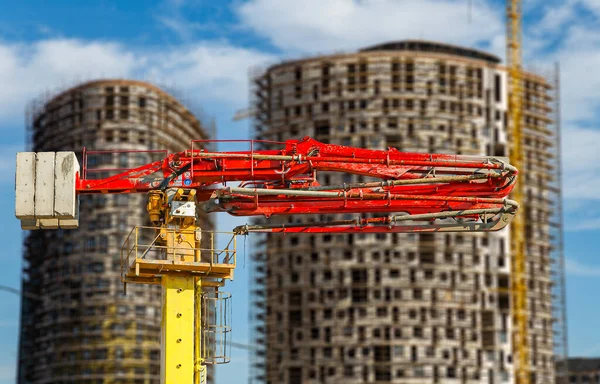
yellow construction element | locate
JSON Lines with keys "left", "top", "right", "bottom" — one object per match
{"left": 162, "top": 275, "right": 195, "bottom": 383}
{"left": 507, "top": 0, "right": 530, "bottom": 383}
{"left": 121, "top": 188, "right": 236, "bottom": 383}
{"left": 147, "top": 190, "right": 165, "bottom": 224}
{"left": 121, "top": 226, "right": 237, "bottom": 284}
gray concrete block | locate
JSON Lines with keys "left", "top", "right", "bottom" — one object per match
{"left": 34, "top": 152, "right": 56, "bottom": 218}
{"left": 15, "top": 152, "right": 36, "bottom": 220}
{"left": 54, "top": 152, "right": 79, "bottom": 219}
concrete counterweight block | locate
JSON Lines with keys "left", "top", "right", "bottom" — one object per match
{"left": 15, "top": 152, "right": 36, "bottom": 220}
{"left": 54, "top": 152, "right": 79, "bottom": 229}
{"left": 15, "top": 151, "right": 80, "bottom": 230}
{"left": 34, "top": 152, "right": 55, "bottom": 219}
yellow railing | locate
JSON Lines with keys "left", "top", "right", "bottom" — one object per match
{"left": 120, "top": 226, "right": 237, "bottom": 282}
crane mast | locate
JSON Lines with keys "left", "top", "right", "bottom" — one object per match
{"left": 507, "top": 0, "right": 530, "bottom": 382}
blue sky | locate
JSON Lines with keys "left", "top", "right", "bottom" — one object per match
{"left": 1, "top": 0, "right": 600, "bottom": 382}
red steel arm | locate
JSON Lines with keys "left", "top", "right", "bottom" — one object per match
{"left": 77, "top": 136, "right": 519, "bottom": 233}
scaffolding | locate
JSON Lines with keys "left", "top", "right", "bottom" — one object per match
{"left": 550, "top": 63, "right": 569, "bottom": 384}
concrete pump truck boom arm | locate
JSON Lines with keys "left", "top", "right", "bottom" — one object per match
{"left": 15, "top": 136, "right": 519, "bottom": 383}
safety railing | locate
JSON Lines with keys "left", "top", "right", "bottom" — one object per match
{"left": 82, "top": 148, "right": 168, "bottom": 180}
{"left": 121, "top": 226, "right": 238, "bottom": 284}
{"left": 189, "top": 139, "right": 286, "bottom": 183}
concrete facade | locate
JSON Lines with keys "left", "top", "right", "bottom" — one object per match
{"left": 250, "top": 41, "right": 556, "bottom": 383}
{"left": 18, "top": 79, "right": 214, "bottom": 383}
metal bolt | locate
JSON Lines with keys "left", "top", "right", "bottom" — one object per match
{"left": 176, "top": 364, "right": 182, "bottom": 369}
{"left": 177, "top": 338, "right": 182, "bottom": 343}
{"left": 177, "top": 313, "right": 182, "bottom": 318}
{"left": 177, "top": 288, "right": 183, "bottom": 293}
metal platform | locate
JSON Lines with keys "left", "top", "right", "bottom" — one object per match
{"left": 121, "top": 226, "right": 237, "bottom": 285}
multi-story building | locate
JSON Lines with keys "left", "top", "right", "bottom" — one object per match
{"left": 18, "top": 79, "right": 214, "bottom": 383}
{"left": 562, "top": 358, "right": 600, "bottom": 383}
{"left": 250, "top": 40, "right": 561, "bottom": 383}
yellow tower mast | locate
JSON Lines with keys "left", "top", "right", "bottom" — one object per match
{"left": 507, "top": 0, "right": 529, "bottom": 383}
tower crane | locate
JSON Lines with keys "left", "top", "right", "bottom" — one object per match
{"left": 507, "top": 0, "right": 529, "bottom": 382}
{"left": 16, "top": 136, "right": 519, "bottom": 383}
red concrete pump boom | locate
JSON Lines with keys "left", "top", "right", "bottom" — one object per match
{"left": 73, "top": 136, "right": 518, "bottom": 234}
{"left": 15, "top": 136, "right": 520, "bottom": 383}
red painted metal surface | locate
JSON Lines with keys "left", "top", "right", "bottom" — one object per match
{"left": 77, "top": 136, "right": 518, "bottom": 232}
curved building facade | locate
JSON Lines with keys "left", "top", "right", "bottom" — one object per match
{"left": 250, "top": 41, "right": 558, "bottom": 383}
{"left": 19, "top": 79, "right": 213, "bottom": 383}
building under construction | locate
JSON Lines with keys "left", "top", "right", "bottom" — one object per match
{"left": 561, "top": 358, "right": 600, "bottom": 383}
{"left": 249, "top": 40, "right": 567, "bottom": 383}
{"left": 18, "top": 79, "right": 214, "bottom": 383}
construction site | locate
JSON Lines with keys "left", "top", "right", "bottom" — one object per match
{"left": 10, "top": 2, "right": 574, "bottom": 384}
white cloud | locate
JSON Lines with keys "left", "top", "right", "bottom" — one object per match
{"left": 557, "top": 126, "right": 600, "bottom": 229}
{"left": 529, "top": 0, "right": 578, "bottom": 37}
{"left": 0, "top": 38, "right": 274, "bottom": 125}
{"left": 524, "top": 3, "right": 600, "bottom": 210}
{"left": 0, "top": 39, "right": 138, "bottom": 123}
{"left": 523, "top": 2, "right": 600, "bottom": 124}
{"left": 156, "top": 16, "right": 198, "bottom": 40}
{"left": 566, "top": 258, "right": 600, "bottom": 277}
{"left": 569, "top": 217, "right": 600, "bottom": 231}
{"left": 146, "top": 42, "right": 275, "bottom": 104}
{"left": 551, "top": 27, "right": 600, "bottom": 122}
{"left": 548, "top": 19, "right": 600, "bottom": 205}
{"left": 236, "top": 0, "right": 504, "bottom": 54}
{"left": 562, "top": 127, "right": 600, "bottom": 199}
{"left": 580, "top": 0, "right": 600, "bottom": 16}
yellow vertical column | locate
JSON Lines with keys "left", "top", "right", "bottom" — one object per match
{"left": 507, "top": 0, "right": 529, "bottom": 382}
{"left": 161, "top": 275, "right": 195, "bottom": 383}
